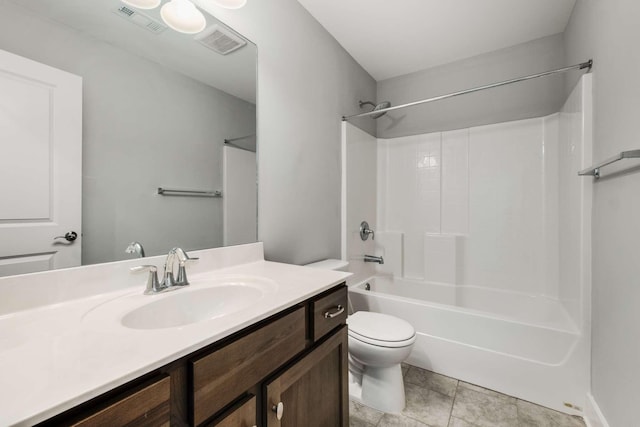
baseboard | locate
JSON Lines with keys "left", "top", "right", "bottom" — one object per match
{"left": 584, "top": 393, "right": 610, "bottom": 427}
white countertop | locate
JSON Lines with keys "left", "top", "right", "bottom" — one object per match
{"left": 0, "top": 244, "right": 350, "bottom": 426}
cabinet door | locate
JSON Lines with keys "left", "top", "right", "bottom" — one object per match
{"left": 265, "top": 326, "right": 348, "bottom": 427}
{"left": 191, "top": 307, "right": 306, "bottom": 425}
{"left": 207, "top": 395, "right": 256, "bottom": 427}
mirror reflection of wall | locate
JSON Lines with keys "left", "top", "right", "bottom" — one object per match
{"left": 0, "top": 0, "right": 257, "bottom": 275}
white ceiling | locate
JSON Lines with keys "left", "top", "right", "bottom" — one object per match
{"left": 13, "top": 0, "right": 256, "bottom": 103}
{"left": 297, "top": 0, "right": 576, "bottom": 81}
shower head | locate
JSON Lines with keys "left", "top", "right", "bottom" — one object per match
{"left": 359, "top": 100, "right": 391, "bottom": 119}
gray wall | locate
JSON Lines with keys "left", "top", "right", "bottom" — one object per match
{"left": 199, "top": 0, "right": 377, "bottom": 264}
{"left": 376, "top": 34, "right": 566, "bottom": 138}
{"left": 0, "top": 1, "right": 256, "bottom": 264}
{"left": 564, "top": 1, "right": 640, "bottom": 425}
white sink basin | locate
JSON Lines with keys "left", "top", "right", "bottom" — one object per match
{"left": 121, "top": 285, "right": 263, "bottom": 330}
{"left": 81, "top": 275, "right": 278, "bottom": 330}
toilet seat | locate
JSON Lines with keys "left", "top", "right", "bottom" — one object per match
{"left": 349, "top": 331, "right": 416, "bottom": 348}
{"left": 348, "top": 311, "right": 416, "bottom": 348}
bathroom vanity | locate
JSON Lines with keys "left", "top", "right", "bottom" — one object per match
{"left": 0, "top": 243, "right": 350, "bottom": 426}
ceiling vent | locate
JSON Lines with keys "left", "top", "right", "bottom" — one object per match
{"left": 195, "top": 24, "right": 247, "bottom": 55}
{"left": 112, "top": 6, "right": 167, "bottom": 34}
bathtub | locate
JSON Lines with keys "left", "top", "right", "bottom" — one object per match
{"left": 348, "top": 276, "right": 589, "bottom": 415}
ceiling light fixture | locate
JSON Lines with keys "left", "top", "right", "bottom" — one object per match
{"left": 160, "top": 0, "right": 207, "bottom": 34}
{"left": 121, "top": 0, "right": 162, "bottom": 9}
{"left": 210, "top": 0, "right": 247, "bottom": 9}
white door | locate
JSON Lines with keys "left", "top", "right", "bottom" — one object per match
{"left": 0, "top": 49, "right": 82, "bottom": 277}
{"left": 223, "top": 146, "right": 257, "bottom": 246}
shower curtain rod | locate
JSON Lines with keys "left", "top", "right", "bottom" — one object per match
{"left": 223, "top": 136, "right": 257, "bottom": 153}
{"left": 224, "top": 134, "right": 256, "bottom": 144}
{"left": 342, "top": 59, "right": 593, "bottom": 121}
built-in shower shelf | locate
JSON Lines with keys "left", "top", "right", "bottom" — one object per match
{"left": 578, "top": 149, "right": 640, "bottom": 179}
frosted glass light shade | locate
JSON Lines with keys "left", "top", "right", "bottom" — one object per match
{"left": 121, "top": 0, "right": 161, "bottom": 9}
{"left": 211, "top": 0, "right": 247, "bottom": 9}
{"left": 161, "top": 0, "right": 207, "bottom": 34}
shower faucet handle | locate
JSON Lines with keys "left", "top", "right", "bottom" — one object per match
{"left": 360, "top": 221, "right": 375, "bottom": 241}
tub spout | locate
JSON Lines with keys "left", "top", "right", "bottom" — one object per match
{"left": 364, "top": 254, "right": 384, "bottom": 264}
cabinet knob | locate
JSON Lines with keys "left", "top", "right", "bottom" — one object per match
{"left": 272, "top": 401, "right": 284, "bottom": 420}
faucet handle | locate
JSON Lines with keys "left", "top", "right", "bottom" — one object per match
{"left": 175, "top": 253, "right": 199, "bottom": 287}
{"left": 131, "top": 265, "right": 164, "bottom": 294}
{"left": 360, "top": 221, "right": 375, "bottom": 241}
{"left": 175, "top": 247, "right": 199, "bottom": 263}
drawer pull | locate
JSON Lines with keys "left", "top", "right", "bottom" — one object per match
{"left": 272, "top": 402, "right": 284, "bottom": 420}
{"left": 324, "top": 305, "right": 344, "bottom": 319}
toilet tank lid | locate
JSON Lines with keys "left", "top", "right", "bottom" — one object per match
{"left": 348, "top": 311, "right": 415, "bottom": 342}
{"left": 304, "top": 259, "right": 349, "bottom": 271}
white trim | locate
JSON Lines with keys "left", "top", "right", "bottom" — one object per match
{"left": 584, "top": 393, "right": 610, "bottom": 427}
{"left": 340, "top": 121, "right": 348, "bottom": 261}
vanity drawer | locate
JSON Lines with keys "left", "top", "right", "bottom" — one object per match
{"left": 58, "top": 375, "right": 170, "bottom": 427}
{"left": 205, "top": 395, "right": 256, "bottom": 427}
{"left": 312, "top": 285, "right": 348, "bottom": 342}
{"left": 191, "top": 307, "right": 306, "bottom": 425}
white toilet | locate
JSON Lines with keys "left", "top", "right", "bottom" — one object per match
{"left": 304, "top": 259, "right": 416, "bottom": 413}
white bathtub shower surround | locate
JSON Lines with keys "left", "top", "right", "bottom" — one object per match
{"left": 349, "top": 276, "right": 585, "bottom": 414}
{"left": 341, "top": 124, "right": 378, "bottom": 285}
{"left": 423, "top": 234, "right": 463, "bottom": 284}
{"left": 557, "top": 75, "right": 593, "bottom": 328}
{"left": 359, "top": 276, "right": 577, "bottom": 333}
{"left": 341, "top": 74, "right": 592, "bottom": 414}
{"left": 377, "top": 116, "right": 558, "bottom": 292}
{"left": 374, "top": 76, "right": 592, "bottom": 316}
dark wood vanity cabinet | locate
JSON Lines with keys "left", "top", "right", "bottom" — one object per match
{"left": 206, "top": 395, "right": 256, "bottom": 427}
{"left": 265, "top": 326, "right": 348, "bottom": 427}
{"left": 191, "top": 307, "right": 307, "bottom": 425}
{"left": 39, "top": 284, "right": 348, "bottom": 427}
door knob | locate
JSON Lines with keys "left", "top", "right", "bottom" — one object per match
{"left": 54, "top": 231, "right": 78, "bottom": 242}
{"left": 272, "top": 401, "right": 284, "bottom": 420}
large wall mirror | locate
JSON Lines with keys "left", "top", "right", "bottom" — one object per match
{"left": 0, "top": 0, "right": 257, "bottom": 277}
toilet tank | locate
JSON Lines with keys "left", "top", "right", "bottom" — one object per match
{"left": 304, "top": 259, "right": 349, "bottom": 272}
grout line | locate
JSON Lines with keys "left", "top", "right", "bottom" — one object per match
{"left": 446, "top": 379, "right": 459, "bottom": 426}
{"left": 515, "top": 397, "right": 523, "bottom": 425}
{"left": 360, "top": 366, "right": 585, "bottom": 427}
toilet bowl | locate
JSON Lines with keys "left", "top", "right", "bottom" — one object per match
{"left": 304, "top": 259, "right": 416, "bottom": 413}
{"left": 348, "top": 311, "right": 416, "bottom": 413}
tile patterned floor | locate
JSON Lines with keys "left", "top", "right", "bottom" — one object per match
{"left": 349, "top": 364, "right": 586, "bottom": 427}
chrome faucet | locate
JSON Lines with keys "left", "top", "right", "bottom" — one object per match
{"left": 364, "top": 254, "right": 384, "bottom": 264}
{"left": 131, "top": 247, "right": 199, "bottom": 295}
{"left": 125, "top": 241, "right": 145, "bottom": 258}
{"left": 161, "top": 248, "right": 179, "bottom": 288}
{"left": 130, "top": 265, "right": 174, "bottom": 295}
{"left": 360, "top": 221, "right": 375, "bottom": 241}
{"left": 172, "top": 247, "right": 199, "bottom": 287}
{"left": 162, "top": 247, "right": 199, "bottom": 287}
